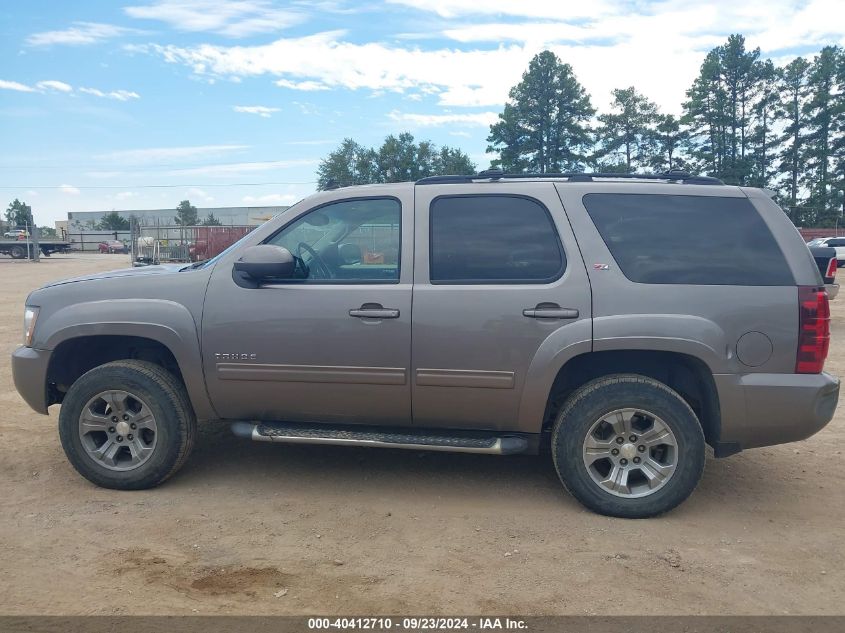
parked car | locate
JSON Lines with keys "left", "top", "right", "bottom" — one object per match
{"left": 98, "top": 240, "right": 127, "bottom": 254}
{"left": 810, "top": 246, "right": 839, "bottom": 299}
{"left": 806, "top": 236, "right": 845, "bottom": 265}
{"left": 4, "top": 229, "right": 28, "bottom": 239}
{"left": 11, "top": 170, "right": 839, "bottom": 518}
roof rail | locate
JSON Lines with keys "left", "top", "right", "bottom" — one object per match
{"left": 416, "top": 169, "right": 724, "bottom": 186}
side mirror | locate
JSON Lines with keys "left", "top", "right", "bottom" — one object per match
{"left": 233, "top": 245, "right": 295, "bottom": 284}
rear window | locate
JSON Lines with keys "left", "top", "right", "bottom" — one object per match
{"left": 582, "top": 193, "right": 793, "bottom": 285}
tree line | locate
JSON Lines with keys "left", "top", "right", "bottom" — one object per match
{"left": 318, "top": 35, "right": 845, "bottom": 228}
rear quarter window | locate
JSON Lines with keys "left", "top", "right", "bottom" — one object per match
{"left": 582, "top": 193, "right": 794, "bottom": 286}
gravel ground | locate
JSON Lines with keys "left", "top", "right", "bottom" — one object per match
{"left": 1, "top": 254, "right": 843, "bottom": 615}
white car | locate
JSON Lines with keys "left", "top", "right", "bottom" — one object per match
{"left": 807, "top": 236, "right": 845, "bottom": 264}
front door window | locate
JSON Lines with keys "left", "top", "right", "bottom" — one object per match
{"left": 266, "top": 197, "right": 401, "bottom": 282}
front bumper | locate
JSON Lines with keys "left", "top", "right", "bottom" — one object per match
{"left": 11, "top": 346, "right": 52, "bottom": 414}
{"left": 715, "top": 371, "right": 839, "bottom": 451}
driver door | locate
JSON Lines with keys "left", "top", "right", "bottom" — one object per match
{"left": 201, "top": 190, "right": 413, "bottom": 426}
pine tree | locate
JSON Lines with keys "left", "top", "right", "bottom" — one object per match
{"left": 595, "top": 87, "right": 660, "bottom": 172}
{"left": 487, "top": 51, "right": 594, "bottom": 172}
{"left": 803, "top": 46, "right": 843, "bottom": 226}
{"left": 683, "top": 50, "right": 728, "bottom": 177}
{"left": 683, "top": 35, "right": 760, "bottom": 184}
{"left": 776, "top": 57, "right": 811, "bottom": 223}
{"left": 650, "top": 115, "right": 688, "bottom": 172}
{"left": 748, "top": 60, "right": 779, "bottom": 188}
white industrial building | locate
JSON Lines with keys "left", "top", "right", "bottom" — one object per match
{"left": 64, "top": 205, "right": 287, "bottom": 232}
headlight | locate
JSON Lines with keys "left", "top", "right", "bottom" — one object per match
{"left": 23, "top": 306, "right": 39, "bottom": 347}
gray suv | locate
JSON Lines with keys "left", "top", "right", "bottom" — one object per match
{"left": 11, "top": 170, "right": 839, "bottom": 518}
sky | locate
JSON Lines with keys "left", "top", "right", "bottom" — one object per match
{"left": 2, "top": 0, "right": 845, "bottom": 226}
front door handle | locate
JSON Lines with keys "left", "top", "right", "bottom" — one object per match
{"left": 523, "top": 303, "right": 579, "bottom": 319}
{"left": 349, "top": 303, "right": 400, "bottom": 319}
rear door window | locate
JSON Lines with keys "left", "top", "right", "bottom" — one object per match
{"left": 429, "top": 195, "right": 565, "bottom": 284}
{"left": 582, "top": 193, "right": 793, "bottom": 285}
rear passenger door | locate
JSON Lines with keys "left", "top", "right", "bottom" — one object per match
{"left": 411, "top": 183, "right": 592, "bottom": 432}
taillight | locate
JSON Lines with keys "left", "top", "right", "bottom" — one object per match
{"left": 796, "top": 286, "right": 830, "bottom": 374}
{"left": 826, "top": 258, "right": 837, "bottom": 280}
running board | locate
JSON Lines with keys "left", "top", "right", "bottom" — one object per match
{"left": 231, "top": 421, "right": 529, "bottom": 455}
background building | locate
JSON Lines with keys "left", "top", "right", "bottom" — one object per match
{"left": 59, "top": 205, "right": 289, "bottom": 252}
{"left": 65, "top": 205, "right": 287, "bottom": 232}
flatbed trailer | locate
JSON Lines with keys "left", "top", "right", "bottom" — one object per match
{"left": 0, "top": 240, "right": 72, "bottom": 259}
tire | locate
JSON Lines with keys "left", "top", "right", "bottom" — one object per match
{"left": 551, "top": 374, "right": 705, "bottom": 519}
{"left": 10, "top": 245, "right": 25, "bottom": 259}
{"left": 58, "top": 360, "right": 196, "bottom": 490}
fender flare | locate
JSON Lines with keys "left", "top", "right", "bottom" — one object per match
{"left": 517, "top": 315, "right": 725, "bottom": 434}
{"left": 39, "top": 299, "right": 216, "bottom": 421}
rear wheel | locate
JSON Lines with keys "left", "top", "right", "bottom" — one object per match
{"left": 58, "top": 360, "right": 196, "bottom": 489}
{"left": 10, "top": 244, "right": 26, "bottom": 259}
{"left": 552, "top": 374, "right": 705, "bottom": 518}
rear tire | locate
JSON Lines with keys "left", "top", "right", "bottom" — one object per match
{"left": 59, "top": 360, "right": 196, "bottom": 490}
{"left": 10, "top": 245, "right": 25, "bottom": 259}
{"left": 551, "top": 374, "right": 705, "bottom": 518}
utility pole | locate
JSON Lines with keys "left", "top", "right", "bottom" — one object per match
{"left": 30, "top": 223, "right": 40, "bottom": 262}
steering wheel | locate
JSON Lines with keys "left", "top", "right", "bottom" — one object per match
{"left": 297, "top": 242, "right": 332, "bottom": 279}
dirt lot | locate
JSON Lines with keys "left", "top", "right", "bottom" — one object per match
{"left": 1, "top": 253, "right": 844, "bottom": 615}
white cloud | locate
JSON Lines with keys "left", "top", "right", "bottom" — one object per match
{"left": 142, "top": 1, "right": 845, "bottom": 113}
{"left": 242, "top": 193, "right": 299, "bottom": 205}
{"left": 186, "top": 187, "right": 214, "bottom": 202}
{"left": 79, "top": 87, "right": 141, "bottom": 101}
{"left": 275, "top": 79, "right": 330, "bottom": 91}
{"left": 146, "top": 32, "right": 530, "bottom": 107}
{"left": 0, "top": 79, "right": 36, "bottom": 92}
{"left": 167, "top": 158, "right": 318, "bottom": 177}
{"left": 389, "top": 110, "right": 498, "bottom": 127}
{"left": 85, "top": 158, "right": 318, "bottom": 180}
{"left": 233, "top": 105, "right": 280, "bottom": 118}
{"left": 27, "top": 22, "right": 143, "bottom": 47}
{"left": 59, "top": 184, "right": 81, "bottom": 195}
{"left": 385, "top": 0, "right": 613, "bottom": 19}
{"left": 96, "top": 144, "right": 249, "bottom": 163}
{"left": 124, "top": 0, "right": 304, "bottom": 37}
{"left": 36, "top": 80, "right": 73, "bottom": 93}
{"left": 1, "top": 79, "right": 140, "bottom": 102}
{"left": 115, "top": 191, "right": 139, "bottom": 200}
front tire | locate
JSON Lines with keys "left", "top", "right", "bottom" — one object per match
{"left": 58, "top": 360, "right": 196, "bottom": 489}
{"left": 552, "top": 374, "right": 705, "bottom": 518}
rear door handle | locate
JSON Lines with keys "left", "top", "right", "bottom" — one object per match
{"left": 349, "top": 303, "right": 400, "bottom": 319}
{"left": 523, "top": 304, "right": 579, "bottom": 319}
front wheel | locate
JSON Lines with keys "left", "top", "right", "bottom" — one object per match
{"left": 552, "top": 374, "right": 705, "bottom": 518}
{"left": 58, "top": 360, "right": 196, "bottom": 489}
